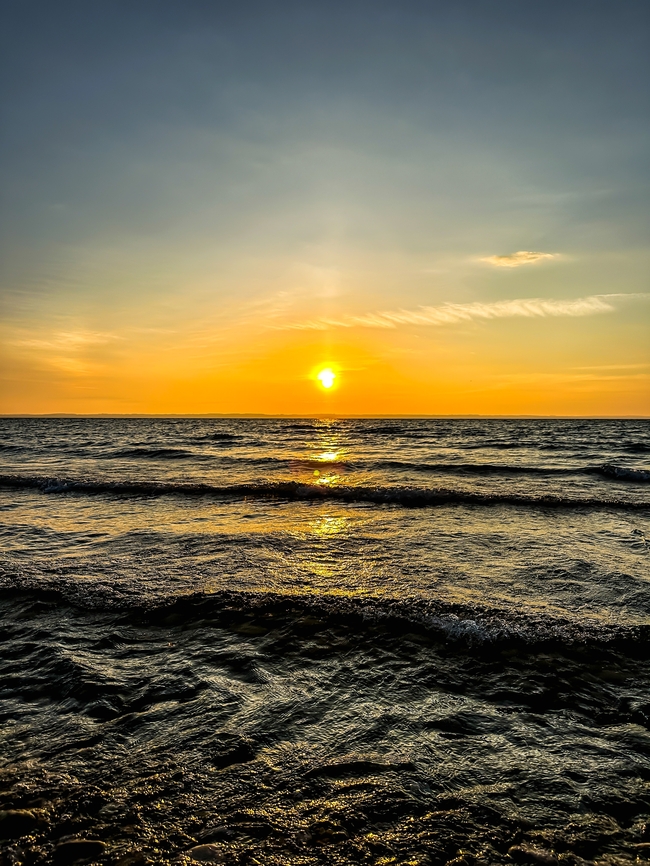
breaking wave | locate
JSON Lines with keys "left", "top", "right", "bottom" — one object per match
{"left": 1, "top": 581, "right": 647, "bottom": 653}
{"left": 599, "top": 463, "right": 650, "bottom": 483}
{"left": 377, "top": 460, "right": 650, "bottom": 481}
{"left": 0, "top": 473, "right": 648, "bottom": 510}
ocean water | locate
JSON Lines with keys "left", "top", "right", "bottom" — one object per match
{"left": 0, "top": 417, "right": 649, "bottom": 866}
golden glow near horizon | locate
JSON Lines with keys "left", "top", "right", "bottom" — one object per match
{"left": 2, "top": 302, "right": 648, "bottom": 415}
{"left": 317, "top": 368, "right": 336, "bottom": 390}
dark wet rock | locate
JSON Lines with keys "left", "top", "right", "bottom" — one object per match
{"left": 210, "top": 734, "right": 257, "bottom": 770}
{"left": 231, "top": 821, "right": 271, "bottom": 839}
{"left": 197, "top": 825, "right": 236, "bottom": 842}
{"left": 508, "top": 845, "right": 557, "bottom": 864}
{"left": 309, "top": 819, "right": 349, "bottom": 844}
{"left": 86, "top": 699, "right": 121, "bottom": 721}
{"left": 0, "top": 808, "right": 40, "bottom": 839}
{"left": 97, "top": 802, "right": 124, "bottom": 820}
{"left": 233, "top": 622, "right": 268, "bottom": 636}
{"left": 53, "top": 838, "right": 107, "bottom": 863}
{"left": 114, "top": 851, "right": 148, "bottom": 865}
{"left": 306, "top": 758, "right": 405, "bottom": 779}
{"left": 562, "top": 815, "right": 623, "bottom": 858}
{"left": 197, "top": 820, "right": 271, "bottom": 843}
{"left": 188, "top": 844, "right": 226, "bottom": 862}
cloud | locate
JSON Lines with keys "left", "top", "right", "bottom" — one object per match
{"left": 284, "top": 293, "right": 638, "bottom": 332}
{"left": 6, "top": 329, "right": 123, "bottom": 376}
{"left": 12, "top": 330, "right": 121, "bottom": 351}
{"left": 481, "top": 251, "right": 557, "bottom": 267}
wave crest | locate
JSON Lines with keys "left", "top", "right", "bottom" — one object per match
{"left": 599, "top": 463, "right": 650, "bottom": 483}
{"left": 0, "top": 582, "right": 647, "bottom": 653}
{"left": 0, "top": 473, "right": 648, "bottom": 510}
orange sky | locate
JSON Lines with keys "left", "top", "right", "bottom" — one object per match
{"left": 2, "top": 277, "right": 649, "bottom": 415}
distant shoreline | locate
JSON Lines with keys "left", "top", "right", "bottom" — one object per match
{"left": 1, "top": 414, "right": 648, "bottom": 420}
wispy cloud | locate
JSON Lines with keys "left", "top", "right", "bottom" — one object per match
{"left": 284, "top": 294, "right": 636, "bottom": 332}
{"left": 12, "top": 330, "right": 121, "bottom": 351}
{"left": 573, "top": 363, "right": 650, "bottom": 372}
{"left": 6, "top": 329, "right": 123, "bottom": 376}
{"left": 481, "top": 250, "right": 557, "bottom": 268}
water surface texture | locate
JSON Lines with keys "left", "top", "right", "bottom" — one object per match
{"left": 1, "top": 418, "right": 649, "bottom": 865}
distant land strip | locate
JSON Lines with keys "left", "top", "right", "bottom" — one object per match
{"left": 1, "top": 414, "right": 649, "bottom": 421}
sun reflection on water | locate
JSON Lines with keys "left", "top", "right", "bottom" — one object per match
{"left": 308, "top": 514, "right": 349, "bottom": 536}
{"left": 316, "top": 451, "right": 340, "bottom": 462}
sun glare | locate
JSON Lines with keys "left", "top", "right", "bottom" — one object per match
{"left": 317, "top": 368, "right": 336, "bottom": 389}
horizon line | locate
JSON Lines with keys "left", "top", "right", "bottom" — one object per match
{"left": 1, "top": 414, "right": 648, "bottom": 420}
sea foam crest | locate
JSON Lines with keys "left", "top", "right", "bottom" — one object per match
{"left": 0, "top": 473, "right": 648, "bottom": 510}
{"left": 0, "top": 580, "right": 647, "bottom": 652}
{"left": 599, "top": 463, "right": 650, "bottom": 483}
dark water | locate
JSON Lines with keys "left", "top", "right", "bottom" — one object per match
{"left": 1, "top": 418, "right": 649, "bottom": 866}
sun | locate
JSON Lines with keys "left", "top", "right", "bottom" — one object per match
{"left": 317, "top": 368, "right": 336, "bottom": 389}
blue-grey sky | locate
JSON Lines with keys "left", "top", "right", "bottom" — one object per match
{"left": 1, "top": 0, "right": 648, "bottom": 414}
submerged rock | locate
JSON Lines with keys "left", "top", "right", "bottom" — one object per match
{"left": 188, "top": 844, "right": 226, "bottom": 862}
{"left": 114, "top": 851, "right": 148, "bottom": 865}
{"left": 210, "top": 733, "right": 257, "bottom": 770}
{"left": 508, "top": 845, "right": 557, "bottom": 865}
{"left": 54, "top": 838, "right": 107, "bottom": 863}
{"left": 0, "top": 809, "right": 40, "bottom": 839}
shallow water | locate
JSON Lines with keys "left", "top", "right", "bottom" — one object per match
{"left": 0, "top": 418, "right": 649, "bottom": 865}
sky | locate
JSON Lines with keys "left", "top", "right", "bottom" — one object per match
{"left": 1, "top": 0, "right": 649, "bottom": 416}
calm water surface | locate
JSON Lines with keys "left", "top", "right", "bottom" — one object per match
{"left": 0, "top": 418, "right": 649, "bottom": 865}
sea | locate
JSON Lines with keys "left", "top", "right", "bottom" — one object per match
{"left": 0, "top": 417, "right": 649, "bottom": 866}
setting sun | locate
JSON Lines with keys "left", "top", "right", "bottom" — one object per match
{"left": 317, "top": 368, "right": 336, "bottom": 389}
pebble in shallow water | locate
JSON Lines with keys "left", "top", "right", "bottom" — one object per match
{"left": 187, "top": 844, "right": 226, "bottom": 862}
{"left": 53, "top": 838, "right": 107, "bottom": 864}
{"left": 0, "top": 809, "right": 41, "bottom": 840}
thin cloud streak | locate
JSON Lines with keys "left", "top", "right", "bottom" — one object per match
{"left": 11, "top": 330, "right": 121, "bottom": 351}
{"left": 481, "top": 251, "right": 557, "bottom": 267}
{"left": 285, "top": 294, "right": 640, "bottom": 332}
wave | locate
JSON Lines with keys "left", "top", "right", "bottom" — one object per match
{"left": 0, "top": 473, "right": 647, "bottom": 510}
{"left": 110, "top": 447, "right": 197, "bottom": 459}
{"left": 283, "top": 423, "right": 319, "bottom": 432}
{"left": 377, "top": 461, "right": 650, "bottom": 483}
{"left": 190, "top": 432, "right": 243, "bottom": 444}
{"left": 450, "top": 440, "right": 596, "bottom": 452}
{"left": 366, "top": 424, "right": 409, "bottom": 435}
{"left": 86, "top": 450, "right": 650, "bottom": 482}
{"left": 374, "top": 460, "right": 579, "bottom": 476}
{"left": 599, "top": 463, "right": 650, "bottom": 483}
{"left": 289, "top": 458, "right": 357, "bottom": 472}
{"left": 0, "top": 582, "right": 647, "bottom": 653}
{"left": 626, "top": 441, "right": 650, "bottom": 454}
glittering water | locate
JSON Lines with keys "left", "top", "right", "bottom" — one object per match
{"left": 0, "top": 418, "right": 649, "bottom": 865}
